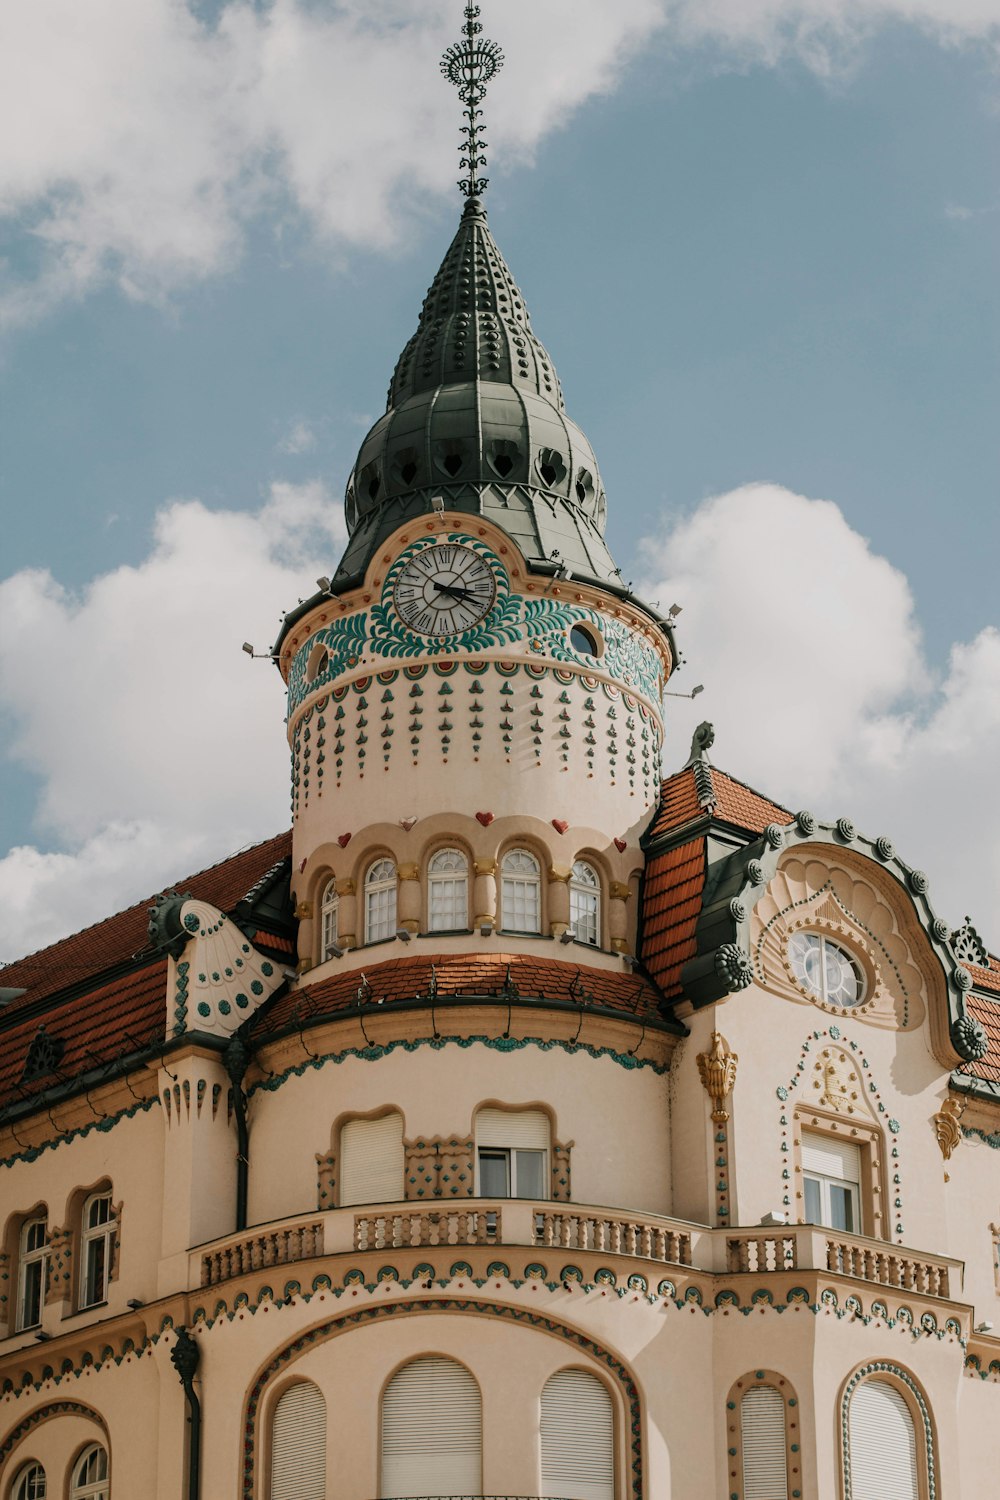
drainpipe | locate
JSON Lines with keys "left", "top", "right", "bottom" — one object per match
{"left": 224, "top": 1032, "right": 251, "bottom": 1233}
{"left": 170, "top": 1326, "right": 202, "bottom": 1500}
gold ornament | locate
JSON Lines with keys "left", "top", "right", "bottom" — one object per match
{"left": 696, "top": 1031, "right": 739, "bottom": 1124}
{"left": 933, "top": 1096, "right": 966, "bottom": 1161}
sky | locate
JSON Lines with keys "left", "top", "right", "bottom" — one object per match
{"left": 0, "top": 0, "right": 998, "bottom": 960}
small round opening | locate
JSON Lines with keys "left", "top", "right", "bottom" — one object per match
{"left": 570, "top": 624, "right": 602, "bottom": 658}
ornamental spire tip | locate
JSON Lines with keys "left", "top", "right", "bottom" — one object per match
{"left": 440, "top": 4, "right": 504, "bottom": 198}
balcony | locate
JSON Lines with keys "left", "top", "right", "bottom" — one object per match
{"left": 192, "top": 1200, "right": 963, "bottom": 1310}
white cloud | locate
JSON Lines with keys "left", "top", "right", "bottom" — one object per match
{"left": 0, "top": 480, "right": 345, "bottom": 957}
{"left": 1, "top": 0, "right": 997, "bottom": 327}
{"left": 641, "top": 483, "right": 1000, "bottom": 945}
{"left": 279, "top": 421, "right": 316, "bottom": 455}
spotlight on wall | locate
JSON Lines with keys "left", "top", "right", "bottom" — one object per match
{"left": 759, "top": 1211, "right": 787, "bottom": 1227}
{"left": 126, "top": 1298, "right": 145, "bottom": 1310}
{"left": 431, "top": 494, "right": 446, "bottom": 514}
{"left": 34, "top": 1331, "right": 51, "bottom": 1342}
{"left": 480, "top": 924, "right": 493, "bottom": 937}
{"left": 242, "top": 642, "right": 276, "bottom": 660}
{"left": 326, "top": 945, "right": 344, "bottom": 960}
{"left": 559, "top": 931, "right": 575, "bottom": 945}
{"left": 667, "top": 603, "right": 682, "bottom": 618}
{"left": 242, "top": 641, "right": 254, "bottom": 656}
{"left": 281, "top": 967, "right": 298, "bottom": 982}
{"left": 396, "top": 928, "right": 412, "bottom": 943}
{"left": 663, "top": 683, "right": 705, "bottom": 700}
{"left": 976, "top": 1320, "right": 994, "bottom": 1333}
{"left": 621, "top": 953, "right": 640, "bottom": 971}
{"left": 316, "top": 576, "right": 332, "bottom": 593}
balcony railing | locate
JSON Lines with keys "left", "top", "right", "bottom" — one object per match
{"left": 194, "top": 1203, "right": 961, "bottom": 1302}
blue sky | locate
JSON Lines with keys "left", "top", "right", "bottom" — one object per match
{"left": 0, "top": 1, "right": 998, "bottom": 957}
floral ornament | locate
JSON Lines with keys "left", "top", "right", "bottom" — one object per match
{"left": 951, "top": 1015, "right": 989, "bottom": 1062}
{"left": 715, "top": 943, "right": 753, "bottom": 992}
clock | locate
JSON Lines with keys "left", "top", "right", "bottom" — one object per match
{"left": 393, "top": 544, "right": 497, "bottom": 636}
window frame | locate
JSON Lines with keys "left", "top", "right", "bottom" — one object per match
{"left": 364, "top": 857, "right": 398, "bottom": 945}
{"left": 724, "top": 1369, "right": 800, "bottom": 1500}
{"left": 474, "top": 1106, "right": 551, "bottom": 1201}
{"left": 787, "top": 929, "right": 866, "bottom": 1009}
{"left": 79, "top": 1191, "right": 116, "bottom": 1311}
{"left": 499, "top": 847, "right": 542, "bottom": 935}
{"left": 840, "top": 1364, "right": 935, "bottom": 1500}
{"left": 320, "top": 877, "right": 340, "bottom": 961}
{"left": 569, "top": 859, "right": 601, "bottom": 947}
{"left": 794, "top": 1109, "right": 886, "bottom": 1241}
{"left": 426, "top": 847, "right": 470, "bottom": 933}
{"left": 16, "top": 1215, "right": 47, "bottom": 1332}
{"left": 69, "top": 1444, "right": 109, "bottom": 1500}
{"left": 11, "top": 1462, "right": 47, "bottom": 1500}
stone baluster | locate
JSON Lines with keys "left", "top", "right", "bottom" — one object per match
{"left": 547, "top": 865, "right": 571, "bottom": 938}
{"left": 335, "top": 878, "right": 357, "bottom": 950}
{"left": 608, "top": 880, "right": 632, "bottom": 953}
{"left": 473, "top": 858, "right": 497, "bottom": 932}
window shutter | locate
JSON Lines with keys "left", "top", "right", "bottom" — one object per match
{"left": 741, "top": 1386, "right": 788, "bottom": 1500}
{"left": 540, "top": 1368, "right": 614, "bottom": 1500}
{"left": 849, "top": 1380, "right": 919, "bottom": 1500}
{"left": 801, "top": 1132, "right": 861, "bottom": 1182}
{"left": 381, "top": 1356, "right": 481, "bottom": 1498}
{"left": 271, "top": 1381, "right": 326, "bottom": 1500}
{"left": 477, "top": 1108, "right": 550, "bottom": 1150}
{"left": 340, "top": 1112, "right": 404, "bottom": 1207}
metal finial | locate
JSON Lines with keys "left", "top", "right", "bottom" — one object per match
{"left": 440, "top": 4, "right": 504, "bottom": 197}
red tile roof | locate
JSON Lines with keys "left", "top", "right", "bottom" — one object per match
{"left": 641, "top": 839, "right": 705, "bottom": 997}
{"left": 966, "top": 959, "right": 1000, "bottom": 995}
{"left": 0, "top": 831, "right": 292, "bottom": 1012}
{"left": 647, "top": 765, "right": 790, "bottom": 842}
{"left": 260, "top": 950, "right": 666, "bottom": 1035}
{"left": 964, "top": 991, "right": 1000, "bottom": 1087}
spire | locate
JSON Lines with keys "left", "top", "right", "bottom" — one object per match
{"left": 440, "top": 5, "right": 504, "bottom": 199}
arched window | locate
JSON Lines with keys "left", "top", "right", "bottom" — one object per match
{"left": 340, "top": 1112, "right": 405, "bottom": 1207}
{"left": 541, "top": 1368, "right": 614, "bottom": 1500}
{"left": 12, "top": 1465, "right": 46, "bottom": 1500}
{"left": 848, "top": 1378, "right": 919, "bottom": 1500}
{"left": 271, "top": 1381, "right": 326, "bottom": 1500}
{"left": 381, "top": 1356, "right": 481, "bottom": 1498}
{"left": 569, "top": 860, "right": 600, "bottom": 946}
{"left": 475, "top": 1107, "right": 550, "bottom": 1199}
{"left": 365, "top": 859, "right": 397, "bottom": 944}
{"left": 428, "top": 848, "right": 469, "bottom": 932}
{"left": 320, "top": 879, "right": 340, "bottom": 960}
{"left": 70, "top": 1445, "right": 109, "bottom": 1500}
{"left": 80, "top": 1192, "right": 116, "bottom": 1309}
{"left": 17, "top": 1215, "right": 47, "bottom": 1331}
{"left": 500, "top": 849, "right": 541, "bottom": 934}
{"left": 740, "top": 1385, "right": 787, "bottom": 1499}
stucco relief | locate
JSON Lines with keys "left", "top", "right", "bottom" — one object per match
{"left": 752, "top": 854, "right": 927, "bottom": 1030}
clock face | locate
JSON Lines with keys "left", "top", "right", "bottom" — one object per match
{"left": 393, "top": 544, "right": 497, "bottom": 636}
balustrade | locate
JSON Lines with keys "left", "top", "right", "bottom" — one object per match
{"left": 825, "top": 1237, "right": 951, "bottom": 1298}
{"left": 354, "top": 1207, "right": 501, "bottom": 1251}
{"left": 726, "top": 1233, "right": 797, "bottom": 1274}
{"left": 532, "top": 1209, "right": 692, "bottom": 1266}
{"left": 200, "top": 1220, "right": 323, "bottom": 1288}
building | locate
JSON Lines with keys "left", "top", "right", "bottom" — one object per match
{"left": 2, "top": 10, "right": 1000, "bottom": 1499}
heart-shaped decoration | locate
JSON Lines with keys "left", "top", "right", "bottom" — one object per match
{"left": 552, "top": 819, "right": 569, "bottom": 835}
{"left": 337, "top": 832, "right": 353, "bottom": 848}
{"left": 399, "top": 816, "right": 418, "bottom": 832}
{"left": 614, "top": 838, "right": 627, "bottom": 853}
{"left": 476, "top": 811, "right": 495, "bottom": 827}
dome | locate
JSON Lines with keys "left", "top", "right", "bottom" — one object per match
{"left": 334, "top": 198, "right": 620, "bottom": 587}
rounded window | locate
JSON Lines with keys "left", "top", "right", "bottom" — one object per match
{"left": 306, "top": 643, "right": 329, "bottom": 684}
{"left": 788, "top": 932, "right": 864, "bottom": 1008}
{"left": 70, "top": 1445, "right": 109, "bottom": 1500}
{"left": 13, "top": 1465, "right": 46, "bottom": 1500}
{"left": 570, "top": 623, "right": 602, "bottom": 658}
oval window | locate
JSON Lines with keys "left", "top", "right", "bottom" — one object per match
{"left": 570, "top": 623, "right": 602, "bottom": 658}
{"left": 788, "top": 931, "right": 865, "bottom": 1008}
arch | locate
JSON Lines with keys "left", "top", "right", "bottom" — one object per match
{"left": 499, "top": 847, "right": 542, "bottom": 934}
{"left": 540, "top": 1366, "right": 614, "bottom": 1499}
{"left": 69, "top": 1443, "right": 109, "bottom": 1500}
{"left": 241, "top": 1299, "right": 643, "bottom": 1500}
{"left": 841, "top": 1363, "right": 935, "bottom": 1500}
{"left": 427, "top": 847, "right": 470, "bottom": 933}
{"left": 319, "top": 878, "right": 340, "bottom": 961}
{"left": 380, "top": 1354, "right": 481, "bottom": 1497}
{"left": 270, "top": 1379, "right": 325, "bottom": 1500}
{"left": 724, "top": 1370, "right": 799, "bottom": 1500}
{"left": 0, "top": 1404, "right": 109, "bottom": 1472}
{"left": 569, "top": 859, "right": 602, "bottom": 947}
{"left": 364, "top": 858, "right": 398, "bottom": 945}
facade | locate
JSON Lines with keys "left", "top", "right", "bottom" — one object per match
{"left": 3, "top": 21, "right": 1000, "bottom": 1500}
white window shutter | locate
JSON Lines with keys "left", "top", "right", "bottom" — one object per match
{"left": 849, "top": 1380, "right": 919, "bottom": 1500}
{"left": 381, "top": 1356, "right": 481, "bottom": 1498}
{"left": 477, "top": 1108, "right": 550, "bottom": 1150}
{"left": 801, "top": 1132, "right": 861, "bottom": 1182}
{"left": 271, "top": 1381, "right": 326, "bottom": 1500}
{"left": 540, "top": 1368, "right": 614, "bottom": 1500}
{"left": 741, "top": 1385, "right": 788, "bottom": 1500}
{"left": 340, "top": 1113, "right": 405, "bottom": 1207}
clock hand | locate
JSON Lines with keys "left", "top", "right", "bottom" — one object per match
{"left": 433, "top": 582, "right": 475, "bottom": 602}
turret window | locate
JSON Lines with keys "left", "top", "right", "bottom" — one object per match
{"left": 570, "top": 622, "right": 603, "bottom": 658}
{"left": 365, "top": 859, "right": 398, "bottom": 944}
{"left": 17, "top": 1215, "right": 47, "bottom": 1331}
{"left": 12, "top": 1464, "right": 46, "bottom": 1500}
{"left": 500, "top": 849, "right": 541, "bottom": 934}
{"left": 569, "top": 860, "right": 601, "bottom": 946}
{"left": 70, "top": 1445, "right": 109, "bottom": 1500}
{"left": 80, "top": 1192, "right": 116, "bottom": 1309}
{"left": 320, "top": 879, "right": 340, "bottom": 960}
{"left": 428, "top": 848, "right": 469, "bottom": 932}
{"left": 475, "top": 1107, "right": 550, "bottom": 1199}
